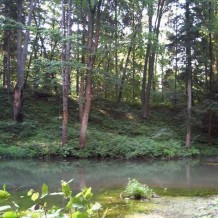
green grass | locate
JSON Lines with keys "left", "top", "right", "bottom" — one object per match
{"left": 0, "top": 89, "right": 217, "bottom": 159}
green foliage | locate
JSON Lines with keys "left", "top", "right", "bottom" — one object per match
{"left": 124, "top": 179, "right": 154, "bottom": 200}
{"left": 0, "top": 181, "right": 106, "bottom": 218}
{"left": 0, "top": 190, "right": 10, "bottom": 200}
{"left": 0, "top": 91, "right": 209, "bottom": 160}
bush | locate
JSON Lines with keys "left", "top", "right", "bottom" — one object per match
{"left": 124, "top": 179, "right": 154, "bottom": 200}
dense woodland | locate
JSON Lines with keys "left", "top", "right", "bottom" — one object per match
{"left": 1, "top": 0, "right": 218, "bottom": 158}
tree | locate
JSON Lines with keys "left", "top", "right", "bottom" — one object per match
{"left": 79, "top": 0, "right": 104, "bottom": 148}
{"left": 141, "top": 0, "right": 166, "bottom": 118}
{"left": 13, "top": 0, "right": 36, "bottom": 122}
{"left": 62, "top": 0, "right": 73, "bottom": 145}
{"left": 185, "top": 0, "right": 192, "bottom": 148}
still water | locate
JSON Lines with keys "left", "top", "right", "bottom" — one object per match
{"left": 0, "top": 158, "right": 218, "bottom": 192}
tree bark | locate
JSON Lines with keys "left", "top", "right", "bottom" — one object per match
{"left": 62, "top": 0, "right": 72, "bottom": 146}
{"left": 185, "top": 0, "right": 192, "bottom": 148}
{"left": 142, "top": 0, "right": 165, "bottom": 118}
{"left": 14, "top": 0, "right": 36, "bottom": 122}
{"left": 115, "top": 0, "right": 118, "bottom": 99}
{"left": 79, "top": 14, "right": 86, "bottom": 122}
{"left": 79, "top": 0, "right": 103, "bottom": 148}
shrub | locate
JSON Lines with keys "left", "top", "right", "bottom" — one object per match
{"left": 124, "top": 179, "right": 154, "bottom": 200}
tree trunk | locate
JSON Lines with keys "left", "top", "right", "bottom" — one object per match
{"left": 117, "top": 42, "right": 133, "bottom": 104}
{"left": 115, "top": 0, "right": 118, "bottom": 99}
{"left": 79, "top": 0, "right": 103, "bottom": 148}
{"left": 14, "top": 0, "right": 36, "bottom": 122}
{"left": 208, "top": 0, "right": 213, "bottom": 145}
{"left": 62, "top": 0, "right": 72, "bottom": 146}
{"left": 117, "top": 21, "right": 141, "bottom": 104}
{"left": 185, "top": 0, "right": 192, "bottom": 148}
{"left": 142, "top": 0, "right": 165, "bottom": 118}
{"left": 79, "top": 15, "right": 86, "bottom": 122}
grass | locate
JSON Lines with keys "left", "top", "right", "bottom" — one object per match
{"left": 0, "top": 88, "right": 217, "bottom": 159}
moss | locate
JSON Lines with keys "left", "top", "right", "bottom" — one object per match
{"left": 154, "top": 187, "right": 218, "bottom": 197}
{"left": 93, "top": 188, "right": 154, "bottom": 217}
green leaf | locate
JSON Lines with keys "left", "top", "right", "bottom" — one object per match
{"left": 0, "top": 205, "right": 11, "bottom": 211}
{"left": 66, "top": 197, "right": 73, "bottom": 210}
{"left": 41, "top": 183, "right": 48, "bottom": 198}
{"left": 27, "top": 189, "right": 34, "bottom": 196}
{"left": 72, "top": 211, "right": 89, "bottom": 218}
{"left": 61, "top": 180, "right": 72, "bottom": 198}
{"left": 0, "top": 190, "right": 10, "bottom": 200}
{"left": 31, "top": 192, "right": 39, "bottom": 201}
{"left": 2, "top": 211, "right": 17, "bottom": 218}
{"left": 82, "top": 187, "right": 93, "bottom": 200}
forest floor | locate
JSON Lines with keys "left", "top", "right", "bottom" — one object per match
{"left": 1, "top": 89, "right": 218, "bottom": 159}
{"left": 125, "top": 195, "right": 218, "bottom": 218}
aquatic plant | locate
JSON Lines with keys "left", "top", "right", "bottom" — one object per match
{"left": 0, "top": 180, "right": 107, "bottom": 218}
{"left": 124, "top": 179, "right": 154, "bottom": 200}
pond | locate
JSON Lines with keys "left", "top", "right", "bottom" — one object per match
{"left": 0, "top": 158, "right": 218, "bottom": 192}
{"left": 0, "top": 158, "right": 218, "bottom": 217}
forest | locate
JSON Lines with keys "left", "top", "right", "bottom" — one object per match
{"left": 1, "top": 0, "right": 218, "bottom": 217}
{"left": 1, "top": 0, "right": 218, "bottom": 158}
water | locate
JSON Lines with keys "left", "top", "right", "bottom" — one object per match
{"left": 0, "top": 158, "right": 218, "bottom": 193}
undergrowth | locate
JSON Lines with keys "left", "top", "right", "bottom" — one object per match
{"left": 0, "top": 90, "right": 216, "bottom": 159}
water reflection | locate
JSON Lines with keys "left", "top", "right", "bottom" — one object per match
{"left": 0, "top": 158, "right": 218, "bottom": 191}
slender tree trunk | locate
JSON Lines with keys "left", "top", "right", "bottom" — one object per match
{"left": 208, "top": 0, "right": 213, "bottom": 145}
{"left": 142, "top": 10, "right": 152, "bottom": 117}
{"left": 14, "top": 0, "right": 36, "bottom": 122}
{"left": 79, "top": 15, "right": 86, "bottom": 122}
{"left": 6, "top": 31, "right": 11, "bottom": 94}
{"left": 79, "top": 0, "right": 103, "bottom": 147}
{"left": 143, "top": 52, "right": 155, "bottom": 118}
{"left": 117, "top": 22, "right": 141, "bottom": 104}
{"left": 117, "top": 43, "right": 133, "bottom": 104}
{"left": 141, "top": 43, "right": 151, "bottom": 116}
{"left": 62, "top": 0, "right": 72, "bottom": 146}
{"left": 61, "top": 0, "right": 67, "bottom": 145}
{"left": 185, "top": 0, "right": 192, "bottom": 148}
{"left": 115, "top": 0, "right": 118, "bottom": 99}
{"left": 142, "top": 0, "right": 165, "bottom": 118}
{"left": 132, "top": 13, "right": 136, "bottom": 103}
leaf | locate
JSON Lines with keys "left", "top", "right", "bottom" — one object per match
{"left": 12, "top": 201, "right": 19, "bottom": 208}
{"left": 102, "top": 208, "right": 108, "bottom": 218}
{"left": 0, "top": 190, "right": 10, "bottom": 200}
{"left": 71, "top": 211, "right": 89, "bottom": 218}
{"left": 61, "top": 180, "right": 72, "bottom": 198}
{"left": 49, "top": 192, "right": 63, "bottom": 196}
{"left": 27, "top": 189, "right": 34, "bottom": 196}
{"left": 66, "top": 197, "right": 73, "bottom": 210}
{"left": 41, "top": 183, "right": 48, "bottom": 198}
{"left": 2, "top": 211, "right": 17, "bottom": 218}
{"left": 67, "top": 179, "right": 74, "bottom": 184}
{"left": 46, "top": 209, "right": 63, "bottom": 218}
{"left": 0, "top": 205, "right": 11, "bottom": 211}
{"left": 82, "top": 187, "right": 93, "bottom": 200}
{"left": 91, "top": 202, "right": 102, "bottom": 211}
{"left": 31, "top": 192, "right": 39, "bottom": 201}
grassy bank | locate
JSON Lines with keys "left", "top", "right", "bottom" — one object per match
{"left": 0, "top": 89, "right": 218, "bottom": 159}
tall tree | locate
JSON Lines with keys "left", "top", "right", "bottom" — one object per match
{"left": 141, "top": 0, "right": 166, "bottom": 118}
{"left": 13, "top": 0, "right": 36, "bottom": 122}
{"left": 62, "top": 0, "right": 73, "bottom": 145}
{"left": 79, "top": 0, "right": 104, "bottom": 147}
{"left": 185, "top": 0, "right": 192, "bottom": 148}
